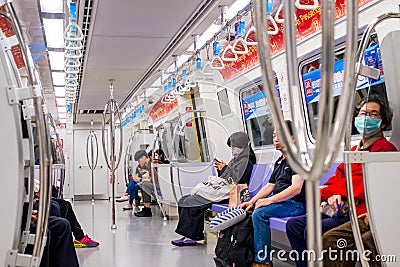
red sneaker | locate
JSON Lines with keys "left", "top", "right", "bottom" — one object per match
{"left": 74, "top": 234, "right": 99, "bottom": 248}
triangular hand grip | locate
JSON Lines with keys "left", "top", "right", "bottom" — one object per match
{"left": 275, "top": 3, "right": 284, "bottom": 23}
{"left": 64, "top": 21, "right": 84, "bottom": 41}
{"left": 185, "top": 75, "right": 197, "bottom": 88}
{"left": 202, "top": 61, "right": 216, "bottom": 76}
{"left": 175, "top": 85, "right": 186, "bottom": 95}
{"left": 245, "top": 26, "right": 257, "bottom": 46}
{"left": 210, "top": 56, "right": 224, "bottom": 70}
{"left": 179, "top": 83, "right": 190, "bottom": 92}
{"left": 65, "top": 58, "right": 81, "bottom": 68}
{"left": 267, "top": 15, "right": 279, "bottom": 35}
{"left": 295, "top": 0, "right": 319, "bottom": 10}
{"left": 221, "top": 45, "right": 238, "bottom": 62}
{"left": 65, "top": 40, "right": 83, "bottom": 50}
{"left": 233, "top": 37, "right": 249, "bottom": 55}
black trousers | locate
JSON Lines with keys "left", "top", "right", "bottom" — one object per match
{"left": 175, "top": 195, "right": 230, "bottom": 240}
{"left": 30, "top": 216, "right": 79, "bottom": 267}
{"left": 53, "top": 198, "right": 84, "bottom": 240}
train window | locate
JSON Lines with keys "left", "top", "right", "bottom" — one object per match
{"left": 300, "top": 36, "right": 390, "bottom": 139}
{"left": 240, "top": 76, "right": 279, "bottom": 147}
{"left": 217, "top": 88, "right": 232, "bottom": 116}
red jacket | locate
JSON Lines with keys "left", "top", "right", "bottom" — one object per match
{"left": 320, "top": 137, "right": 397, "bottom": 215}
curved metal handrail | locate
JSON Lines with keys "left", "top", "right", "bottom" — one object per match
{"left": 254, "top": 0, "right": 358, "bottom": 265}
{"left": 343, "top": 12, "right": 400, "bottom": 267}
{"left": 101, "top": 80, "right": 123, "bottom": 229}
{"left": 150, "top": 132, "right": 168, "bottom": 220}
{"left": 171, "top": 110, "right": 206, "bottom": 163}
{"left": 123, "top": 134, "right": 134, "bottom": 186}
{"left": 1, "top": 3, "right": 52, "bottom": 264}
{"left": 86, "top": 129, "right": 99, "bottom": 201}
{"left": 47, "top": 113, "right": 66, "bottom": 199}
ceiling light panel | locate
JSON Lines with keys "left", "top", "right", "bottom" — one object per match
{"left": 198, "top": 24, "right": 221, "bottom": 48}
{"left": 48, "top": 51, "right": 65, "bottom": 71}
{"left": 226, "top": 0, "right": 251, "bottom": 20}
{"left": 43, "top": 18, "right": 64, "bottom": 48}
{"left": 54, "top": 86, "right": 65, "bottom": 97}
{"left": 56, "top": 98, "right": 66, "bottom": 106}
{"left": 40, "top": 0, "right": 63, "bottom": 13}
{"left": 52, "top": 72, "right": 65, "bottom": 86}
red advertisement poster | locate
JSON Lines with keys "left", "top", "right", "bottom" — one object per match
{"left": 219, "top": 0, "right": 374, "bottom": 81}
{"left": 149, "top": 98, "right": 178, "bottom": 122}
{"left": 0, "top": 8, "right": 25, "bottom": 69}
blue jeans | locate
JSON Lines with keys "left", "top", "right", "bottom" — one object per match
{"left": 253, "top": 200, "right": 306, "bottom": 263}
{"left": 286, "top": 214, "right": 350, "bottom": 267}
{"left": 126, "top": 180, "right": 140, "bottom": 204}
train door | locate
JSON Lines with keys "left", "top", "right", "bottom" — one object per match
{"left": 73, "top": 129, "right": 108, "bottom": 199}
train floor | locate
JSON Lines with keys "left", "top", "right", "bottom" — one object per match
{"left": 73, "top": 200, "right": 295, "bottom": 267}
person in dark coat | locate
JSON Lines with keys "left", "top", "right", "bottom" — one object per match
{"left": 171, "top": 131, "right": 256, "bottom": 246}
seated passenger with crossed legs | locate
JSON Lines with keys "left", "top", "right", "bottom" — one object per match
{"left": 240, "top": 121, "right": 306, "bottom": 267}
{"left": 286, "top": 95, "right": 397, "bottom": 267}
{"left": 171, "top": 132, "right": 256, "bottom": 246}
{"left": 34, "top": 180, "right": 99, "bottom": 248}
{"left": 117, "top": 150, "right": 148, "bottom": 212}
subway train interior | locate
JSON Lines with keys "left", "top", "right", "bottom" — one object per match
{"left": 1, "top": 0, "right": 400, "bottom": 266}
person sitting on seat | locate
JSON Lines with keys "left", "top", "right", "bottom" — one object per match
{"left": 133, "top": 152, "right": 155, "bottom": 217}
{"left": 34, "top": 180, "right": 99, "bottom": 248}
{"left": 240, "top": 121, "right": 306, "bottom": 267}
{"left": 29, "top": 196, "right": 79, "bottom": 267}
{"left": 285, "top": 94, "right": 397, "bottom": 267}
{"left": 116, "top": 150, "right": 149, "bottom": 212}
{"left": 153, "top": 148, "right": 170, "bottom": 164}
{"left": 322, "top": 213, "right": 380, "bottom": 267}
{"left": 171, "top": 131, "right": 256, "bottom": 246}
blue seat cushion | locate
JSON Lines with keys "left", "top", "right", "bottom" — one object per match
{"left": 210, "top": 203, "right": 228, "bottom": 213}
{"left": 270, "top": 217, "right": 290, "bottom": 232}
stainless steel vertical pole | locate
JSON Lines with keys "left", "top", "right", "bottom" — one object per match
{"left": 102, "top": 79, "right": 123, "bottom": 230}
{"left": 86, "top": 121, "right": 98, "bottom": 202}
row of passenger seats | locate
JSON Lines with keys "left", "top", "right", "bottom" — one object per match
{"left": 210, "top": 162, "right": 340, "bottom": 233}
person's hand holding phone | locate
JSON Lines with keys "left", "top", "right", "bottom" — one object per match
{"left": 214, "top": 158, "right": 226, "bottom": 171}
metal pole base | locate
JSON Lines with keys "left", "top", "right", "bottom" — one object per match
{"left": 111, "top": 224, "right": 117, "bottom": 230}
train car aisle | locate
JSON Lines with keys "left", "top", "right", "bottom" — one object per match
{"left": 73, "top": 200, "right": 216, "bottom": 267}
{"left": 73, "top": 200, "right": 295, "bottom": 267}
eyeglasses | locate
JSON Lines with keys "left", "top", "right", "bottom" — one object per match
{"left": 358, "top": 110, "right": 380, "bottom": 118}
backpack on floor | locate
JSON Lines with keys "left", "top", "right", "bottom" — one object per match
{"left": 214, "top": 212, "right": 253, "bottom": 267}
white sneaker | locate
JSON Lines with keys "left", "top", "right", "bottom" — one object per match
{"left": 134, "top": 206, "right": 140, "bottom": 213}
{"left": 116, "top": 195, "right": 129, "bottom": 202}
{"left": 123, "top": 204, "right": 133, "bottom": 210}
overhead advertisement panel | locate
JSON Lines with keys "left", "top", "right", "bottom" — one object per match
{"left": 219, "top": 0, "right": 375, "bottom": 82}
{"left": 302, "top": 44, "right": 385, "bottom": 104}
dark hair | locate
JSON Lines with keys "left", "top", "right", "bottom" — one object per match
{"left": 134, "top": 150, "right": 148, "bottom": 161}
{"left": 227, "top": 132, "right": 250, "bottom": 148}
{"left": 285, "top": 120, "right": 294, "bottom": 136}
{"left": 147, "top": 150, "right": 153, "bottom": 158}
{"left": 355, "top": 94, "right": 392, "bottom": 130}
{"left": 154, "top": 149, "right": 166, "bottom": 160}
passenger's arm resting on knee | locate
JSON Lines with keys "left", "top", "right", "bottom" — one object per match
{"left": 267, "top": 174, "right": 304, "bottom": 204}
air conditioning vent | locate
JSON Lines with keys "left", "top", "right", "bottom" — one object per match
{"left": 79, "top": 109, "right": 104, "bottom": 114}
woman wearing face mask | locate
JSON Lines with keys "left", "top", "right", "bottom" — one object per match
{"left": 171, "top": 131, "right": 256, "bottom": 246}
{"left": 286, "top": 94, "right": 397, "bottom": 267}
